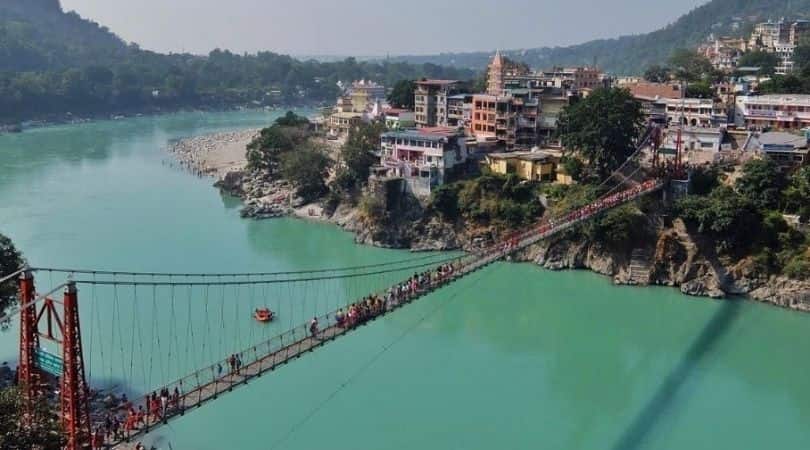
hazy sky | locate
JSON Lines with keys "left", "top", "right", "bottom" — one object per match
{"left": 60, "top": 0, "right": 708, "bottom": 56}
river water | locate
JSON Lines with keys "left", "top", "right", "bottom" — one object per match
{"left": 1, "top": 111, "right": 810, "bottom": 450}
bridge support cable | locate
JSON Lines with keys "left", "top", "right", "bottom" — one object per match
{"left": 29, "top": 252, "right": 451, "bottom": 280}
{"left": 17, "top": 133, "right": 664, "bottom": 448}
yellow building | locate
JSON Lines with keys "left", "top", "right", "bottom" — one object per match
{"left": 555, "top": 164, "right": 574, "bottom": 185}
{"left": 484, "top": 151, "right": 556, "bottom": 182}
{"left": 328, "top": 111, "right": 365, "bottom": 135}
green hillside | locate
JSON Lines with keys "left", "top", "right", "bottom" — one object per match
{"left": 0, "top": 0, "right": 474, "bottom": 124}
{"left": 389, "top": 0, "right": 810, "bottom": 74}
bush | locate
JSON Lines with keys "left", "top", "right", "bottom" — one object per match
{"left": 590, "top": 204, "right": 650, "bottom": 248}
{"left": 784, "top": 256, "right": 810, "bottom": 280}
{"left": 428, "top": 174, "right": 544, "bottom": 230}
{"left": 358, "top": 194, "right": 385, "bottom": 222}
{"left": 279, "top": 144, "right": 332, "bottom": 203}
{"left": 689, "top": 165, "right": 720, "bottom": 196}
{"left": 735, "top": 159, "right": 786, "bottom": 211}
{"left": 676, "top": 186, "right": 762, "bottom": 254}
{"left": 0, "top": 233, "right": 23, "bottom": 319}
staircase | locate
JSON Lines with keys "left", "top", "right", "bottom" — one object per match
{"left": 627, "top": 248, "right": 652, "bottom": 285}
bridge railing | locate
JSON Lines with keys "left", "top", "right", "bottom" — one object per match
{"left": 112, "top": 178, "right": 666, "bottom": 443}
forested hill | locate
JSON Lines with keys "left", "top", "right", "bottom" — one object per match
{"left": 0, "top": 0, "right": 474, "bottom": 124}
{"left": 0, "top": 0, "right": 130, "bottom": 71}
{"left": 387, "top": 0, "right": 810, "bottom": 74}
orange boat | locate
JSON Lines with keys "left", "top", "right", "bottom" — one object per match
{"left": 254, "top": 308, "right": 275, "bottom": 323}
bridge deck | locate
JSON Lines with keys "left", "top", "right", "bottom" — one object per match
{"left": 106, "top": 179, "right": 664, "bottom": 449}
{"left": 108, "top": 270, "right": 475, "bottom": 448}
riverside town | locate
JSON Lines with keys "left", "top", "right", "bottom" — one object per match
{"left": 2, "top": 1, "right": 810, "bottom": 449}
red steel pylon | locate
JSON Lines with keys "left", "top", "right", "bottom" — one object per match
{"left": 18, "top": 273, "right": 92, "bottom": 449}
{"left": 18, "top": 270, "right": 39, "bottom": 425}
{"left": 60, "top": 281, "right": 92, "bottom": 450}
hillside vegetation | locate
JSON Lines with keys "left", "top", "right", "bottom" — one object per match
{"left": 389, "top": 0, "right": 810, "bottom": 74}
{"left": 0, "top": 0, "right": 474, "bottom": 124}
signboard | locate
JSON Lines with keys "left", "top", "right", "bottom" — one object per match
{"left": 35, "top": 348, "right": 63, "bottom": 376}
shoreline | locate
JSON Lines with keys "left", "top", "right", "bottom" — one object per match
{"left": 166, "top": 129, "right": 323, "bottom": 221}
{"left": 0, "top": 104, "right": 318, "bottom": 135}
{"left": 167, "top": 128, "right": 810, "bottom": 312}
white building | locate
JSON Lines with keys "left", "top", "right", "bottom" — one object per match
{"left": 378, "top": 127, "right": 469, "bottom": 193}
{"left": 662, "top": 98, "right": 727, "bottom": 128}
{"left": 735, "top": 95, "right": 810, "bottom": 130}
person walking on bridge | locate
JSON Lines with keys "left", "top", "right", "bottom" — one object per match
{"left": 310, "top": 317, "right": 319, "bottom": 338}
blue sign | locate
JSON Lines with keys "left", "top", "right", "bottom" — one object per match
{"left": 35, "top": 348, "right": 63, "bottom": 376}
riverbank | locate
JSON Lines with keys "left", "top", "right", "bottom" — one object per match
{"left": 168, "top": 129, "right": 810, "bottom": 311}
{"left": 167, "top": 129, "right": 311, "bottom": 220}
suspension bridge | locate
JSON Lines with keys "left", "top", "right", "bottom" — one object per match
{"left": 0, "top": 129, "right": 674, "bottom": 449}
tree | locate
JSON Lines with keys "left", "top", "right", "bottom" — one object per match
{"left": 279, "top": 143, "right": 332, "bottom": 203}
{"left": 274, "top": 111, "right": 310, "bottom": 127}
{"left": 685, "top": 81, "right": 714, "bottom": 99}
{"left": 0, "top": 387, "right": 64, "bottom": 450}
{"left": 246, "top": 116, "right": 311, "bottom": 172}
{"left": 336, "top": 121, "right": 386, "bottom": 192}
{"left": 784, "top": 166, "right": 810, "bottom": 221}
{"left": 557, "top": 88, "right": 644, "bottom": 182}
{"left": 676, "top": 186, "right": 763, "bottom": 254}
{"left": 738, "top": 51, "right": 779, "bottom": 75}
{"left": 669, "top": 49, "right": 713, "bottom": 82}
{"left": 387, "top": 80, "right": 415, "bottom": 109}
{"left": 643, "top": 65, "right": 672, "bottom": 83}
{"left": 590, "top": 204, "right": 650, "bottom": 248}
{"left": 735, "top": 159, "right": 786, "bottom": 211}
{"left": 758, "top": 75, "right": 808, "bottom": 95}
{"left": 0, "top": 233, "right": 23, "bottom": 320}
{"left": 689, "top": 165, "right": 720, "bottom": 196}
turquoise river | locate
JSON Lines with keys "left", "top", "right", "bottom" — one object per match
{"left": 2, "top": 111, "right": 810, "bottom": 450}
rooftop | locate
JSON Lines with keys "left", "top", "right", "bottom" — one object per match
{"left": 487, "top": 151, "right": 552, "bottom": 162}
{"left": 758, "top": 131, "right": 808, "bottom": 148}
{"left": 740, "top": 94, "right": 810, "bottom": 106}
{"left": 381, "top": 127, "right": 463, "bottom": 142}
{"left": 416, "top": 79, "right": 459, "bottom": 86}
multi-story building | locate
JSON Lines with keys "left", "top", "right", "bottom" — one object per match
{"left": 470, "top": 93, "right": 539, "bottom": 150}
{"left": 663, "top": 98, "right": 727, "bottom": 127}
{"left": 487, "top": 51, "right": 532, "bottom": 95}
{"left": 747, "top": 19, "right": 810, "bottom": 75}
{"left": 328, "top": 111, "right": 365, "bottom": 135}
{"left": 774, "top": 42, "right": 797, "bottom": 74}
{"left": 626, "top": 81, "right": 727, "bottom": 127}
{"left": 482, "top": 53, "right": 585, "bottom": 148}
{"left": 414, "top": 80, "right": 460, "bottom": 128}
{"left": 735, "top": 94, "right": 810, "bottom": 130}
{"left": 447, "top": 94, "right": 473, "bottom": 128}
{"left": 378, "top": 127, "right": 469, "bottom": 192}
{"left": 350, "top": 80, "right": 386, "bottom": 102}
{"left": 384, "top": 108, "right": 416, "bottom": 130}
{"left": 790, "top": 20, "right": 810, "bottom": 46}
{"left": 698, "top": 38, "right": 746, "bottom": 71}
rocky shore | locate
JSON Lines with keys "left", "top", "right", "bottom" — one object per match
{"left": 168, "top": 130, "right": 296, "bottom": 219}
{"left": 168, "top": 132, "right": 810, "bottom": 312}
{"left": 324, "top": 181, "right": 810, "bottom": 312}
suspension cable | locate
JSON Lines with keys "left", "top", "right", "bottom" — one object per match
{"left": 29, "top": 252, "right": 447, "bottom": 278}
{"left": 69, "top": 256, "right": 462, "bottom": 287}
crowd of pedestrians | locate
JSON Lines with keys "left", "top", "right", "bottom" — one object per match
{"left": 334, "top": 262, "right": 459, "bottom": 330}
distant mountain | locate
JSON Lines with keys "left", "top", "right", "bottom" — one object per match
{"left": 0, "top": 0, "right": 132, "bottom": 72}
{"left": 387, "top": 0, "right": 810, "bottom": 74}
{"left": 0, "top": 0, "right": 474, "bottom": 124}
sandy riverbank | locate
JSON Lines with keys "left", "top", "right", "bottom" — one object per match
{"left": 167, "top": 129, "right": 258, "bottom": 178}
